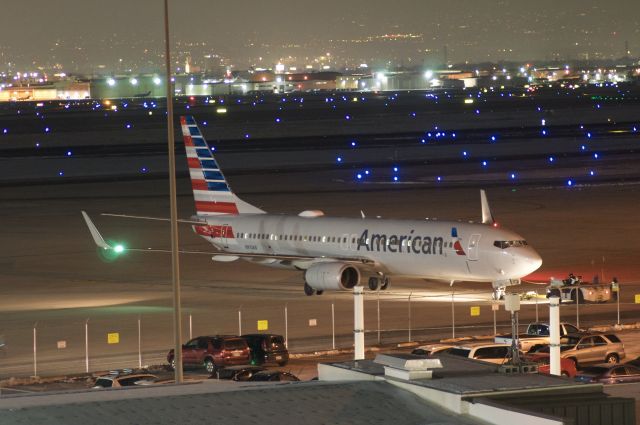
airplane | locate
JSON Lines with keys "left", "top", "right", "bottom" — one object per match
{"left": 82, "top": 115, "right": 542, "bottom": 299}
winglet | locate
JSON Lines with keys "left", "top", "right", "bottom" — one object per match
{"left": 480, "top": 190, "right": 495, "bottom": 225}
{"left": 81, "top": 211, "right": 112, "bottom": 250}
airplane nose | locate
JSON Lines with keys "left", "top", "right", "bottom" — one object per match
{"left": 528, "top": 249, "right": 543, "bottom": 272}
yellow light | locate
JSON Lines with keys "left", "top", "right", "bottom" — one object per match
{"left": 464, "top": 98, "right": 474, "bottom": 104}
{"left": 216, "top": 107, "right": 227, "bottom": 114}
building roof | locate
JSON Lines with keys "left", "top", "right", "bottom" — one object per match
{"left": 0, "top": 380, "right": 484, "bottom": 425}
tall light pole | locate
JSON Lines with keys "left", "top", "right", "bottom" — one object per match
{"left": 164, "top": 0, "right": 183, "bottom": 383}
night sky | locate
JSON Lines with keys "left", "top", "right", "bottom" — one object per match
{"left": 1, "top": 0, "right": 639, "bottom": 71}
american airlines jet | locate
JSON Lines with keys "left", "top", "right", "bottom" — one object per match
{"left": 82, "top": 115, "right": 542, "bottom": 299}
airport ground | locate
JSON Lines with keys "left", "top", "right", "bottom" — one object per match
{"left": 1, "top": 90, "right": 640, "bottom": 381}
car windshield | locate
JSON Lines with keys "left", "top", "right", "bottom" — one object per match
{"left": 446, "top": 348, "right": 471, "bottom": 357}
{"left": 94, "top": 378, "right": 113, "bottom": 388}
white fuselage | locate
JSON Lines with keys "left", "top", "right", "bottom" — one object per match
{"left": 194, "top": 213, "right": 542, "bottom": 283}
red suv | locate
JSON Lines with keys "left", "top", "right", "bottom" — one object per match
{"left": 167, "top": 336, "right": 250, "bottom": 373}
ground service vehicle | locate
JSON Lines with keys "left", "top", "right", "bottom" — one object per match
{"left": 242, "top": 334, "right": 289, "bottom": 366}
{"left": 546, "top": 275, "right": 612, "bottom": 303}
{"left": 495, "top": 322, "right": 580, "bottom": 353}
{"left": 167, "top": 336, "right": 251, "bottom": 373}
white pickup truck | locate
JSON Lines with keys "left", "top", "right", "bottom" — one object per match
{"left": 494, "top": 322, "right": 581, "bottom": 353}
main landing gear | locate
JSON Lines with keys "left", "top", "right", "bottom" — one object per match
{"left": 304, "top": 282, "right": 323, "bottom": 296}
{"left": 368, "top": 276, "right": 390, "bottom": 291}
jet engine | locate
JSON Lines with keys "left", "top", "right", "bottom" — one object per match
{"left": 304, "top": 262, "right": 360, "bottom": 292}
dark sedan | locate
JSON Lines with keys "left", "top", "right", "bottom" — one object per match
{"left": 247, "top": 370, "right": 300, "bottom": 382}
{"left": 575, "top": 364, "right": 640, "bottom": 384}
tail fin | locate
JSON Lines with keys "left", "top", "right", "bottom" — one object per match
{"left": 180, "top": 116, "right": 264, "bottom": 216}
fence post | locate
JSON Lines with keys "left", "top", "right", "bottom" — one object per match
{"left": 408, "top": 292, "right": 412, "bottom": 342}
{"left": 284, "top": 304, "right": 288, "bottom": 348}
{"left": 377, "top": 291, "right": 381, "bottom": 345}
{"left": 138, "top": 317, "right": 142, "bottom": 369}
{"left": 85, "top": 319, "right": 89, "bottom": 373}
{"left": 616, "top": 281, "right": 621, "bottom": 326}
{"left": 451, "top": 290, "right": 456, "bottom": 339}
{"left": 576, "top": 289, "right": 580, "bottom": 329}
{"left": 33, "top": 323, "right": 37, "bottom": 377}
{"left": 331, "top": 300, "right": 335, "bottom": 350}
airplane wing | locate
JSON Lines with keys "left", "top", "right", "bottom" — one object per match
{"left": 81, "top": 211, "right": 375, "bottom": 265}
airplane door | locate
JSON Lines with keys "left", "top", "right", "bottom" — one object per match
{"left": 468, "top": 234, "right": 481, "bottom": 261}
{"left": 220, "top": 224, "right": 230, "bottom": 249}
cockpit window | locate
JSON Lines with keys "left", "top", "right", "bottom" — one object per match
{"left": 493, "top": 240, "right": 528, "bottom": 249}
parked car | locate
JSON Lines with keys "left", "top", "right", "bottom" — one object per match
{"left": 443, "top": 343, "right": 513, "bottom": 365}
{"left": 213, "top": 365, "right": 266, "bottom": 381}
{"left": 411, "top": 343, "right": 455, "bottom": 356}
{"left": 494, "top": 322, "right": 580, "bottom": 353}
{"left": 575, "top": 364, "right": 640, "bottom": 384}
{"left": 531, "top": 333, "right": 625, "bottom": 368}
{"left": 93, "top": 372, "right": 159, "bottom": 389}
{"left": 242, "top": 334, "right": 289, "bottom": 366}
{"left": 247, "top": 370, "right": 300, "bottom": 382}
{"left": 167, "top": 335, "right": 251, "bottom": 373}
{"left": 524, "top": 352, "right": 577, "bottom": 377}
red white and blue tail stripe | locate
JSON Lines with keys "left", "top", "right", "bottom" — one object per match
{"left": 180, "top": 115, "right": 264, "bottom": 216}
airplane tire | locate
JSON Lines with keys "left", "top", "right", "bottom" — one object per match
{"left": 380, "top": 278, "right": 390, "bottom": 291}
{"left": 368, "top": 277, "right": 379, "bottom": 291}
{"left": 316, "top": 290, "right": 324, "bottom": 296}
{"left": 304, "top": 282, "right": 315, "bottom": 296}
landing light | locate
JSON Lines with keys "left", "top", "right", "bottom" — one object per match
{"left": 114, "top": 244, "right": 125, "bottom": 253}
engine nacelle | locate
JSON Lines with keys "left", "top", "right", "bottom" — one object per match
{"left": 304, "top": 262, "right": 360, "bottom": 292}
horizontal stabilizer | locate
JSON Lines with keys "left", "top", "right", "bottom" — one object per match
{"left": 101, "top": 213, "right": 205, "bottom": 226}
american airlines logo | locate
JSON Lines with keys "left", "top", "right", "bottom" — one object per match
{"left": 357, "top": 229, "right": 447, "bottom": 255}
